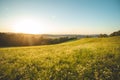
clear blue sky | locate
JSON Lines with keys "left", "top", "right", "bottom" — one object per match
{"left": 0, "top": 0, "right": 120, "bottom": 34}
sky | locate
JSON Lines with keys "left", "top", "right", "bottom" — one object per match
{"left": 0, "top": 0, "right": 120, "bottom": 34}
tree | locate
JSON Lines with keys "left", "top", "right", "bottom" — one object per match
{"left": 99, "top": 34, "right": 108, "bottom": 38}
{"left": 110, "top": 30, "right": 120, "bottom": 36}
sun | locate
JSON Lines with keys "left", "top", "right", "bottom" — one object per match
{"left": 12, "top": 18, "right": 42, "bottom": 34}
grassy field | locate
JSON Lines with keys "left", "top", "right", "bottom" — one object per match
{"left": 0, "top": 36, "right": 120, "bottom": 80}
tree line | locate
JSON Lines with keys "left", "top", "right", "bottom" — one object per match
{"left": 0, "top": 33, "right": 77, "bottom": 47}
{"left": 98, "top": 30, "right": 120, "bottom": 38}
{"left": 0, "top": 30, "right": 119, "bottom": 47}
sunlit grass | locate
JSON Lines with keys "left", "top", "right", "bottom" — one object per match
{"left": 0, "top": 36, "right": 120, "bottom": 80}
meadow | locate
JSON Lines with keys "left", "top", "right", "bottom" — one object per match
{"left": 0, "top": 36, "right": 120, "bottom": 80}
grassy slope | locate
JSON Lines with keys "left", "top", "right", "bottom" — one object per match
{"left": 0, "top": 36, "right": 120, "bottom": 80}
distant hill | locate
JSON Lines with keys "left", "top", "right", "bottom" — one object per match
{"left": 0, "top": 32, "right": 98, "bottom": 47}
{"left": 0, "top": 30, "right": 119, "bottom": 47}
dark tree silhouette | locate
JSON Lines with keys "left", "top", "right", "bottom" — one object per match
{"left": 110, "top": 30, "right": 120, "bottom": 36}
{"left": 99, "top": 34, "right": 108, "bottom": 38}
{"left": 0, "top": 33, "right": 77, "bottom": 47}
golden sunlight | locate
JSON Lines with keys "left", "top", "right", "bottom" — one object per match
{"left": 12, "top": 18, "right": 43, "bottom": 34}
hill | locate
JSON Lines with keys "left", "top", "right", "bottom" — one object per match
{"left": 0, "top": 33, "right": 97, "bottom": 47}
{"left": 0, "top": 36, "right": 120, "bottom": 80}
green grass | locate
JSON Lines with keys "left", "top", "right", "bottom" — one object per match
{"left": 0, "top": 36, "right": 120, "bottom": 80}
